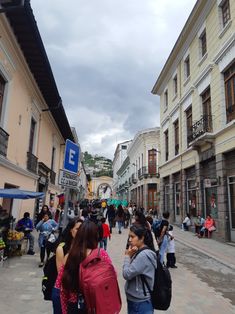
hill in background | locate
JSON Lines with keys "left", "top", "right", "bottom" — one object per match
{"left": 83, "top": 151, "right": 113, "bottom": 177}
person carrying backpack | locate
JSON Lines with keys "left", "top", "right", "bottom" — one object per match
{"left": 123, "top": 224, "right": 157, "bottom": 314}
{"left": 61, "top": 220, "right": 121, "bottom": 314}
{"left": 50, "top": 219, "right": 84, "bottom": 313}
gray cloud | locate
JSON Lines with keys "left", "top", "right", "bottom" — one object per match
{"left": 32, "top": 0, "right": 196, "bottom": 158}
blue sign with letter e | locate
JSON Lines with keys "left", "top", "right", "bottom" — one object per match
{"left": 63, "top": 140, "right": 80, "bottom": 174}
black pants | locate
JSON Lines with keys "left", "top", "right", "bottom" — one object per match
{"left": 166, "top": 253, "right": 176, "bottom": 267}
{"left": 40, "top": 240, "right": 51, "bottom": 263}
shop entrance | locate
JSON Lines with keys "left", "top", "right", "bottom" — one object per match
{"left": 228, "top": 176, "right": 235, "bottom": 242}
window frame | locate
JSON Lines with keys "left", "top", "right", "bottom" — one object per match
{"left": 184, "top": 56, "right": 190, "bottom": 80}
{"left": 164, "top": 89, "right": 168, "bottom": 111}
{"left": 186, "top": 106, "right": 192, "bottom": 146}
{"left": 174, "top": 119, "right": 179, "bottom": 156}
{"left": 173, "top": 75, "right": 178, "bottom": 96}
{"left": 221, "top": 0, "right": 231, "bottom": 28}
{"left": 199, "top": 30, "right": 207, "bottom": 58}
{"left": 164, "top": 129, "right": 169, "bottom": 161}
{"left": 224, "top": 61, "right": 235, "bottom": 123}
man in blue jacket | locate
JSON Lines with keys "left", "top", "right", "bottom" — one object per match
{"left": 16, "top": 212, "right": 35, "bottom": 255}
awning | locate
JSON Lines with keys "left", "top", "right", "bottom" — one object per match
{"left": 0, "top": 188, "right": 44, "bottom": 199}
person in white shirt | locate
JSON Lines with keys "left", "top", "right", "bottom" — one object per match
{"left": 182, "top": 213, "right": 191, "bottom": 231}
{"left": 128, "top": 205, "right": 133, "bottom": 225}
{"left": 166, "top": 225, "right": 177, "bottom": 268}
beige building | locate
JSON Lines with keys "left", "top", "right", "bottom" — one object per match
{"left": 115, "top": 127, "right": 160, "bottom": 210}
{"left": 152, "top": 0, "right": 235, "bottom": 242}
{"left": 0, "top": 3, "right": 75, "bottom": 219}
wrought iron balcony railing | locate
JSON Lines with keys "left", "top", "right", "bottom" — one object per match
{"left": 27, "top": 151, "right": 38, "bottom": 174}
{"left": 188, "top": 115, "right": 213, "bottom": 143}
{"left": 0, "top": 127, "right": 9, "bottom": 157}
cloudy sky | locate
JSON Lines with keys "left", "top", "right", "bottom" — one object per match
{"left": 32, "top": 0, "right": 196, "bottom": 159}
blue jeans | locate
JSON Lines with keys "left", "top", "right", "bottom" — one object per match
{"left": 117, "top": 221, "right": 123, "bottom": 232}
{"left": 99, "top": 238, "right": 108, "bottom": 250}
{"left": 159, "top": 235, "right": 168, "bottom": 264}
{"left": 127, "top": 299, "right": 153, "bottom": 314}
{"left": 52, "top": 287, "right": 62, "bottom": 314}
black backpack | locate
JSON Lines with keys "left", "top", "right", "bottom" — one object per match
{"left": 42, "top": 254, "right": 57, "bottom": 300}
{"left": 137, "top": 249, "right": 172, "bottom": 311}
{"left": 42, "top": 243, "right": 66, "bottom": 301}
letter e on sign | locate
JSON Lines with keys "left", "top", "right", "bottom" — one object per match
{"left": 63, "top": 140, "right": 79, "bottom": 174}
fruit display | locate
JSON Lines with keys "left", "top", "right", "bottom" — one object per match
{"left": 0, "top": 237, "right": 6, "bottom": 250}
{"left": 7, "top": 230, "right": 24, "bottom": 241}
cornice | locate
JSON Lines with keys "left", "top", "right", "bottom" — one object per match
{"left": 0, "top": 155, "right": 39, "bottom": 180}
{"left": 193, "top": 63, "right": 214, "bottom": 87}
{"left": 214, "top": 33, "right": 235, "bottom": 65}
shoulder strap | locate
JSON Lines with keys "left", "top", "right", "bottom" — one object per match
{"left": 131, "top": 246, "right": 150, "bottom": 262}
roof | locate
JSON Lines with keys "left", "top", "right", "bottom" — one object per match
{"left": 5, "top": 0, "right": 74, "bottom": 141}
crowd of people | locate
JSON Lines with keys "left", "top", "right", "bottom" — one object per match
{"left": 2, "top": 198, "right": 218, "bottom": 314}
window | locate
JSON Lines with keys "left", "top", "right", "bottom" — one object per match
{"left": 165, "top": 130, "right": 169, "bottom": 161}
{"left": 29, "top": 118, "right": 36, "bottom": 153}
{"left": 173, "top": 75, "right": 178, "bottom": 95}
{"left": 51, "top": 147, "right": 56, "bottom": 171}
{"left": 164, "top": 89, "right": 168, "bottom": 110}
{"left": 186, "top": 107, "right": 192, "bottom": 146}
{"left": 200, "top": 30, "right": 207, "bottom": 58}
{"left": 221, "top": 0, "right": 231, "bottom": 27}
{"left": 148, "top": 149, "right": 156, "bottom": 174}
{"left": 174, "top": 119, "right": 179, "bottom": 155}
{"left": 0, "top": 75, "right": 5, "bottom": 123}
{"left": 224, "top": 61, "right": 235, "bottom": 123}
{"left": 201, "top": 87, "right": 212, "bottom": 132}
{"left": 184, "top": 56, "right": 190, "bottom": 79}
{"left": 121, "top": 145, "right": 127, "bottom": 149}
{"left": 164, "top": 184, "right": 170, "bottom": 212}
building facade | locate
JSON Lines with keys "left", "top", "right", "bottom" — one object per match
{"left": 0, "top": 2, "right": 75, "bottom": 219}
{"left": 112, "top": 140, "right": 132, "bottom": 198}
{"left": 115, "top": 128, "right": 160, "bottom": 211}
{"left": 152, "top": 0, "right": 235, "bottom": 242}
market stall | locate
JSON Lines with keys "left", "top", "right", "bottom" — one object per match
{"left": 0, "top": 188, "right": 44, "bottom": 260}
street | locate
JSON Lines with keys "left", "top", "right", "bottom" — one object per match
{"left": 0, "top": 227, "right": 235, "bottom": 314}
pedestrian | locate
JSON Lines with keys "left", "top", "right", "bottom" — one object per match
{"left": 182, "top": 213, "right": 191, "bottom": 231}
{"left": 166, "top": 225, "right": 177, "bottom": 268}
{"left": 52, "top": 218, "right": 83, "bottom": 314}
{"left": 134, "top": 211, "right": 151, "bottom": 230}
{"left": 106, "top": 205, "right": 116, "bottom": 233}
{"left": 124, "top": 207, "right": 130, "bottom": 228}
{"left": 99, "top": 217, "right": 111, "bottom": 251}
{"left": 36, "top": 205, "right": 52, "bottom": 225}
{"left": 36, "top": 213, "right": 58, "bottom": 267}
{"left": 15, "top": 212, "right": 35, "bottom": 255}
{"left": 60, "top": 220, "right": 118, "bottom": 313}
{"left": 128, "top": 204, "right": 133, "bottom": 225}
{"left": 157, "top": 211, "right": 171, "bottom": 265}
{"left": 123, "top": 224, "right": 157, "bottom": 314}
{"left": 116, "top": 204, "right": 125, "bottom": 234}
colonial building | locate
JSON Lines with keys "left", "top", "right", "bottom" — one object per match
{"left": 112, "top": 140, "right": 132, "bottom": 198}
{"left": 114, "top": 127, "right": 160, "bottom": 211}
{"left": 0, "top": 2, "right": 75, "bottom": 219}
{"left": 152, "top": 0, "right": 235, "bottom": 242}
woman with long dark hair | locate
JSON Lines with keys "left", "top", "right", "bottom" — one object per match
{"left": 123, "top": 224, "right": 157, "bottom": 314}
{"left": 60, "top": 220, "right": 115, "bottom": 314}
{"left": 52, "top": 218, "right": 83, "bottom": 313}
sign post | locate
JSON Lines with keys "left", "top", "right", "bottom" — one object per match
{"left": 59, "top": 140, "right": 80, "bottom": 230}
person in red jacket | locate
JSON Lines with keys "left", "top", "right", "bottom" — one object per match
{"left": 99, "top": 217, "right": 111, "bottom": 250}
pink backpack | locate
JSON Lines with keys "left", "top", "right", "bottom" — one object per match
{"left": 80, "top": 248, "right": 122, "bottom": 314}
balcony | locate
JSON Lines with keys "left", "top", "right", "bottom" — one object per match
{"left": 50, "top": 170, "right": 56, "bottom": 185}
{"left": 27, "top": 151, "right": 38, "bottom": 174}
{"left": 0, "top": 127, "right": 9, "bottom": 157}
{"left": 131, "top": 173, "right": 137, "bottom": 184}
{"left": 188, "top": 115, "right": 214, "bottom": 148}
{"left": 139, "top": 166, "right": 160, "bottom": 179}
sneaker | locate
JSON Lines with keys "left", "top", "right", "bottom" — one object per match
{"left": 38, "top": 262, "right": 44, "bottom": 267}
{"left": 171, "top": 265, "right": 178, "bottom": 268}
{"left": 118, "top": 230, "right": 121, "bottom": 234}
{"left": 3, "top": 256, "right": 8, "bottom": 261}
{"left": 27, "top": 250, "right": 35, "bottom": 255}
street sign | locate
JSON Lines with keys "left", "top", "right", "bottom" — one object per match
{"left": 58, "top": 169, "right": 79, "bottom": 189}
{"left": 63, "top": 139, "right": 79, "bottom": 174}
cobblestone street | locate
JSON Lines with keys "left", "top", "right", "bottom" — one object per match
{"left": 0, "top": 226, "right": 235, "bottom": 313}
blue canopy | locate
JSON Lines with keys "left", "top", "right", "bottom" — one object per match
{"left": 0, "top": 188, "right": 44, "bottom": 199}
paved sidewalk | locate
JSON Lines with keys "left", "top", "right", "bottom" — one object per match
{"left": 173, "top": 226, "right": 235, "bottom": 270}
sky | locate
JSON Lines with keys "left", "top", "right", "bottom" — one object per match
{"left": 32, "top": 0, "right": 196, "bottom": 159}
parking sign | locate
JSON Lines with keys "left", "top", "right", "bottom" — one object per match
{"left": 63, "top": 140, "right": 79, "bottom": 174}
